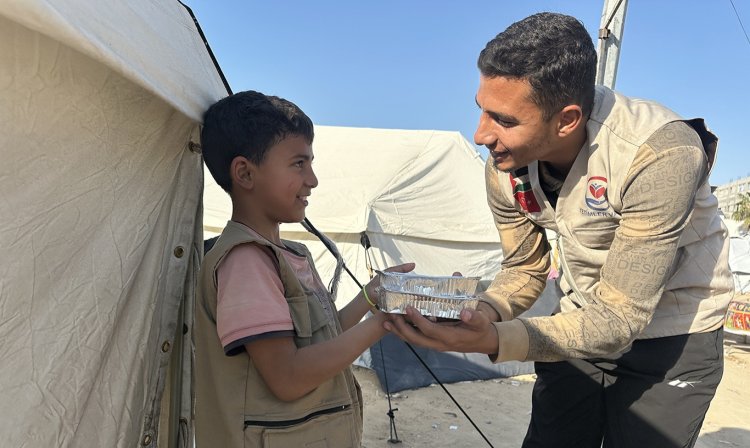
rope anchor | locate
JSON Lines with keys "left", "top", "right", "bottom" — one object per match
{"left": 386, "top": 407, "right": 401, "bottom": 444}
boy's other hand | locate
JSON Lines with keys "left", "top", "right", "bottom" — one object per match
{"left": 384, "top": 263, "right": 416, "bottom": 274}
{"left": 365, "top": 262, "right": 415, "bottom": 303}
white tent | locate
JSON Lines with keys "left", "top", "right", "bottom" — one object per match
{"left": 203, "top": 125, "right": 505, "bottom": 305}
{"left": 729, "top": 235, "right": 750, "bottom": 294}
{"left": 1, "top": 1, "right": 226, "bottom": 447}
{"left": 719, "top": 218, "right": 750, "bottom": 293}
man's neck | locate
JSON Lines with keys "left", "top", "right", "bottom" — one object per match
{"left": 545, "top": 125, "right": 587, "bottom": 178}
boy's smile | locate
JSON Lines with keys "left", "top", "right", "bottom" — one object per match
{"left": 297, "top": 193, "right": 310, "bottom": 207}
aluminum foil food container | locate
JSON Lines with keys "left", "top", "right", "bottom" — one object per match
{"left": 379, "top": 290, "right": 478, "bottom": 320}
{"left": 378, "top": 272, "right": 480, "bottom": 297}
{"left": 377, "top": 272, "right": 481, "bottom": 319}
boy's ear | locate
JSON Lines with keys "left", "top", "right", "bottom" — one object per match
{"left": 230, "top": 156, "right": 256, "bottom": 191}
{"left": 557, "top": 105, "right": 584, "bottom": 137}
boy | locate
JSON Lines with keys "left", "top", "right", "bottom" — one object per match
{"left": 194, "top": 90, "right": 413, "bottom": 447}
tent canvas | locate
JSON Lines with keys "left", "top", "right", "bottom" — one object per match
{"left": 1, "top": 1, "right": 226, "bottom": 446}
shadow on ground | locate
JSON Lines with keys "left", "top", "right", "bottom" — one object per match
{"left": 697, "top": 427, "right": 750, "bottom": 448}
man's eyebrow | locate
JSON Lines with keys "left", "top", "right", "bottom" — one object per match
{"left": 475, "top": 96, "right": 517, "bottom": 122}
{"left": 491, "top": 111, "right": 517, "bottom": 123}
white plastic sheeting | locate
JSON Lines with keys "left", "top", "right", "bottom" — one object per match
{"left": 729, "top": 235, "right": 750, "bottom": 294}
{"left": 204, "top": 126, "right": 504, "bottom": 305}
{"left": 0, "top": 1, "right": 226, "bottom": 446}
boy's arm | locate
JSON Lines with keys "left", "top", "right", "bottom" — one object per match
{"left": 245, "top": 312, "right": 388, "bottom": 402}
{"left": 337, "top": 287, "right": 377, "bottom": 331}
{"left": 220, "top": 248, "right": 413, "bottom": 402}
{"left": 249, "top": 263, "right": 414, "bottom": 400}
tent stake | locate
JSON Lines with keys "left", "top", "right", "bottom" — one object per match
{"left": 379, "top": 340, "right": 402, "bottom": 444}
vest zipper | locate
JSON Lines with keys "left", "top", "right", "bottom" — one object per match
{"left": 244, "top": 404, "right": 350, "bottom": 428}
{"left": 557, "top": 237, "right": 590, "bottom": 306}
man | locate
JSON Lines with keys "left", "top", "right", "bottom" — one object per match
{"left": 385, "top": 12, "right": 733, "bottom": 448}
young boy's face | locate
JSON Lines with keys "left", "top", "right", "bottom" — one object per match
{"left": 251, "top": 134, "right": 317, "bottom": 224}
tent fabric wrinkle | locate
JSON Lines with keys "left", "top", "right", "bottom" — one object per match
{"left": 0, "top": 0, "right": 227, "bottom": 122}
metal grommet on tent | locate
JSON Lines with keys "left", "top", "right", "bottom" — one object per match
{"left": 173, "top": 246, "right": 184, "bottom": 258}
{"left": 161, "top": 341, "right": 171, "bottom": 353}
{"left": 188, "top": 141, "right": 201, "bottom": 153}
{"left": 141, "top": 434, "right": 152, "bottom": 446}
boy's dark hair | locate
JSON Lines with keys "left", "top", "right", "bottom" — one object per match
{"left": 478, "top": 12, "right": 597, "bottom": 121}
{"left": 201, "top": 90, "right": 314, "bottom": 192}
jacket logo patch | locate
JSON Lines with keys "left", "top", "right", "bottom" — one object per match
{"left": 585, "top": 176, "right": 609, "bottom": 211}
{"left": 509, "top": 169, "right": 541, "bottom": 213}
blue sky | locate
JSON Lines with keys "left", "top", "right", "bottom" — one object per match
{"left": 184, "top": 0, "right": 750, "bottom": 186}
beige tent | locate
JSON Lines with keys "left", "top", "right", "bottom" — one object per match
{"left": 0, "top": 1, "right": 226, "bottom": 446}
{"left": 203, "top": 126, "right": 504, "bottom": 305}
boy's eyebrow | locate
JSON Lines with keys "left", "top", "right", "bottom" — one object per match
{"left": 291, "top": 153, "right": 313, "bottom": 161}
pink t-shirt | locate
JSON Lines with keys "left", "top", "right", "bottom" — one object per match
{"left": 216, "top": 226, "right": 334, "bottom": 356}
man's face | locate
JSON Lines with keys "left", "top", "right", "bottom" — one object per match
{"left": 474, "top": 75, "right": 559, "bottom": 173}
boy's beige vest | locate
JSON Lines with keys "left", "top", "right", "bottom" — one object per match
{"left": 501, "top": 86, "right": 733, "bottom": 338}
{"left": 194, "top": 221, "right": 363, "bottom": 448}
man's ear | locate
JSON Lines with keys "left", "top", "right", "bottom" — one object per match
{"left": 230, "top": 156, "right": 256, "bottom": 191}
{"left": 557, "top": 105, "right": 584, "bottom": 137}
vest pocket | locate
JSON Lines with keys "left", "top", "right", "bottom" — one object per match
{"left": 307, "top": 294, "right": 332, "bottom": 333}
{"left": 288, "top": 293, "right": 333, "bottom": 346}
{"left": 569, "top": 224, "right": 618, "bottom": 250}
{"left": 287, "top": 295, "right": 312, "bottom": 338}
{"left": 245, "top": 405, "right": 358, "bottom": 447}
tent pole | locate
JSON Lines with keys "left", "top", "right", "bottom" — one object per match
{"left": 595, "top": 0, "right": 628, "bottom": 88}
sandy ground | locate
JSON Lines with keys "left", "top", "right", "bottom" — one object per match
{"left": 356, "top": 335, "right": 750, "bottom": 448}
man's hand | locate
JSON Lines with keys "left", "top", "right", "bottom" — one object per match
{"left": 383, "top": 304, "right": 500, "bottom": 355}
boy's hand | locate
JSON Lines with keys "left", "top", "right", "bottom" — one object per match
{"left": 364, "top": 262, "right": 416, "bottom": 305}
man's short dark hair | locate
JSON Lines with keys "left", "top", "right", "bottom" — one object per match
{"left": 201, "top": 90, "right": 314, "bottom": 192}
{"left": 478, "top": 12, "right": 597, "bottom": 120}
